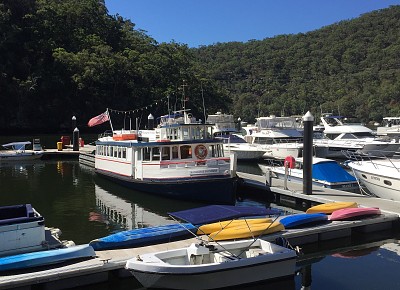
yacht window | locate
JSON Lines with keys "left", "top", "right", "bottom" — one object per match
{"left": 384, "top": 180, "right": 392, "bottom": 186}
{"left": 325, "top": 133, "right": 340, "bottom": 140}
{"left": 161, "top": 147, "right": 170, "bottom": 160}
{"left": 118, "top": 147, "right": 122, "bottom": 158}
{"left": 172, "top": 146, "right": 179, "bottom": 159}
{"left": 143, "top": 147, "right": 151, "bottom": 161}
{"left": 180, "top": 145, "right": 192, "bottom": 159}
{"left": 342, "top": 133, "right": 357, "bottom": 139}
{"left": 123, "top": 148, "right": 127, "bottom": 159}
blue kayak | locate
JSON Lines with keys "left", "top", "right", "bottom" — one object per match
{"left": 90, "top": 223, "right": 196, "bottom": 250}
{"left": 280, "top": 213, "right": 328, "bottom": 229}
{"left": 0, "top": 244, "right": 96, "bottom": 272}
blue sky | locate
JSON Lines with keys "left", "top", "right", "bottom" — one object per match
{"left": 105, "top": 0, "right": 400, "bottom": 47}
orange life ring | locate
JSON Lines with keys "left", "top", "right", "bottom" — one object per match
{"left": 194, "top": 144, "right": 208, "bottom": 160}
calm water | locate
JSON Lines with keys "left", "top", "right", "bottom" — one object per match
{"left": 1, "top": 135, "right": 400, "bottom": 289}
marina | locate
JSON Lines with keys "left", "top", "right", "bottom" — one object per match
{"left": 1, "top": 132, "right": 400, "bottom": 289}
{"left": 0, "top": 154, "right": 399, "bottom": 289}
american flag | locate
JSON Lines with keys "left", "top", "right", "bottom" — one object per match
{"left": 87, "top": 111, "right": 110, "bottom": 127}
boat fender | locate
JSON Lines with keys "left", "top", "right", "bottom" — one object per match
{"left": 195, "top": 144, "right": 208, "bottom": 159}
{"left": 284, "top": 156, "right": 295, "bottom": 169}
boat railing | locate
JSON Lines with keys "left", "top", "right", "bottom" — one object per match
{"left": 342, "top": 149, "right": 400, "bottom": 172}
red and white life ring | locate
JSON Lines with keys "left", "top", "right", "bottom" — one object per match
{"left": 194, "top": 144, "right": 208, "bottom": 160}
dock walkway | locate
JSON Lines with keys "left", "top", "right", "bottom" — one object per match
{"left": 237, "top": 172, "right": 400, "bottom": 216}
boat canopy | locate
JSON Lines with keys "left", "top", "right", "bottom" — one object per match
{"left": 169, "top": 205, "right": 280, "bottom": 225}
{"left": 313, "top": 162, "right": 356, "bottom": 183}
{"left": 2, "top": 141, "right": 31, "bottom": 150}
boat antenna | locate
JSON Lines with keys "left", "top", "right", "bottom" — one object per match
{"left": 200, "top": 79, "right": 206, "bottom": 123}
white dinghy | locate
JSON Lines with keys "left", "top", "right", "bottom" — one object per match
{"left": 125, "top": 205, "right": 297, "bottom": 289}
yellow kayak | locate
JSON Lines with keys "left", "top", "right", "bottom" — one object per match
{"left": 197, "top": 218, "right": 272, "bottom": 235}
{"left": 306, "top": 202, "right": 358, "bottom": 214}
{"left": 208, "top": 221, "right": 284, "bottom": 241}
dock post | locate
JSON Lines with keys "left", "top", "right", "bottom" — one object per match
{"left": 72, "top": 116, "right": 76, "bottom": 130}
{"left": 73, "top": 127, "right": 80, "bottom": 151}
{"left": 302, "top": 111, "right": 314, "bottom": 195}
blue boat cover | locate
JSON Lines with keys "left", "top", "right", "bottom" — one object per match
{"left": 313, "top": 161, "right": 356, "bottom": 183}
{"left": 169, "top": 205, "right": 280, "bottom": 225}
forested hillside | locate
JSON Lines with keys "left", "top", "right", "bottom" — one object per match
{"left": 0, "top": 0, "right": 229, "bottom": 132}
{"left": 0, "top": 1, "right": 399, "bottom": 132}
{"left": 192, "top": 5, "right": 400, "bottom": 124}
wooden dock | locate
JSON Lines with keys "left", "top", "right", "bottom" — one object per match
{"left": 2, "top": 167, "right": 399, "bottom": 289}
{"left": 237, "top": 172, "right": 400, "bottom": 215}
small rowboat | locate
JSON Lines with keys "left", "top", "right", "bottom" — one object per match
{"left": 306, "top": 202, "right": 358, "bottom": 214}
{"left": 208, "top": 221, "right": 284, "bottom": 241}
{"left": 197, "top": 218, "right": 272, "bottom": 235}
{"left": 280, "top": 213, "right": 328, "bottom": 229}
{"left": 126, "top": 238, "right": 297, "bottom": 290}
{"left": 329, "top": 207, "right": 381, "bottom": 221}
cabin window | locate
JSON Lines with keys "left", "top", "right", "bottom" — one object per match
{"left": 172, "top": 146, "right": 179, "bottom": 159}
{"left": 361, "top": 174, "right": 367, "bottom": 179}
{"left": 118, "top": 147, "right": 122, "bottom": 158}
{"left": 161, "top": 147, "right": 170, "bottom": 160}
{"left": 384, "top": 180, "right": 392, "bottom": 186}
{"left": 122, "top": 148, "right": 127, "bottom": 159}
{"left": 180, "top": 145, "right": 192, "bottom": 159}
{"left": 210, "top": 145, "right": 215, "bottom": 157}
{"left": 152, "top": 147, "right": 160, "bottom": 161}
{"left": 143, "top": 147, "right": 151, "bottom": 161}
{"left": 218, "top": 144, "right": 224, "bottom": 157}
{"left": 114, "top": 147, "right": 118, "bottom": 158}
{"left": 182, "top": 127, "right": 190, "bottom": 140}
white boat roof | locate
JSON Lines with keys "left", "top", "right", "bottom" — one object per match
{"left": 2, "top": 141, "right": 31, "bottom": 148}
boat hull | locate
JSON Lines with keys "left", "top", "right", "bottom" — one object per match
{"left": 271, "top": 171, "right": 359, "bottom": 192}
{"left": 95, "top": 169, "right": 238, "bottom": 205}
{"left": 349, "top": 164, "right": 400, "bottom": 201}
{"left": 0, "top": 245, "right": 95, "bottom": 272}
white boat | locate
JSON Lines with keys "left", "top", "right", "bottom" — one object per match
{"left": 125, "top": 205, "right": 296, "bottom": 289}
{"left": 206, "top": 112, "right": 266, "bottom": 160}
{"left": 259, "top": 157, "right": 359, "bottom": 192}
{"left": 0, "top": 141, "right": 44, "bottom": 161}
{"left": 345, "top": 151, "right": 400, "bottom": 201}
{"left": 242, "top": 115, "right": 305, "bottom": 159}
{"left": 313, "top": 115, "right": 400, "bottom": 158}
{"left": 95, "top": 109, "right": 238, "bottom": 205}
{"left": 216, "top": 134, "right": 266, "bottom": 160}
{"left": 0, "top": 204, "right": 71, "bottom": 257}
{"left": 376, "top": 117, "right": 400, "bottom": 138}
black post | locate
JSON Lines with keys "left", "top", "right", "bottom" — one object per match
{"left": 72, "top": 116, "right": 76, "bottom": 130}
{"left": 302, "top": 111, "right": 314, "bottom": 195}
{"left": 236, "top": 117, "right": 242, "bottom": 132}
{"left": 73, "top": 127, "right": 79, "bottom": 151}
{"left": 148, "top": 113, "right": 154, "bottom": 130}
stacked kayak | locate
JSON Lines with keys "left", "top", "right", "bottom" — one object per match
{"left": 280, "top": 213, "right": 328, "bottom": 229}
{"left": 90, "top": 223, "right": 196, "bottom": 250}
{"left": 306, "top": 202, "right": 358, "bottom": 214}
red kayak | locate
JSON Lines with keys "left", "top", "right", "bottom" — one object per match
{"left": 329, "top": 207, "right": 381, "bottom": 221}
